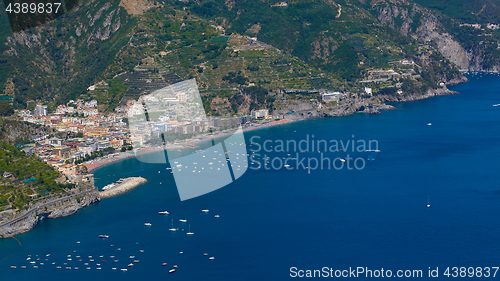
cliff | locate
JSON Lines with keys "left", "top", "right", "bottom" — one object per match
{"left": 274, "top": 97, "right": 396, "bottom": 121}
{"left": 374, "top": 1, "right": 500, "bottom": 73}
{"left": 0, "top": 183, "right": 100, "bottom": 238}
{"left": 379, "top": 87, "right": 459, "bottom": 103}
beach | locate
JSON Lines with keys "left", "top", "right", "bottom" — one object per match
{"left": 84, "top": 118, "right": 296, "bottom": 173}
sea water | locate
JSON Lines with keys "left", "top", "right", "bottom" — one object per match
{"left": 1, "top": 74, "right": 500, "bottom": 280}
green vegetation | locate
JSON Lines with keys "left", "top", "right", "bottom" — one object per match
{"left": 0, "top": 101, "right": 13, "bottom": 116}
{"left": 414, "top": 0, "right": 500, "bottom": 24}
{"left": 0, "top": 0, "right": 496, "bottom": 115}
{"left": 0, "top": 141, "right": 71, "bottom": 211}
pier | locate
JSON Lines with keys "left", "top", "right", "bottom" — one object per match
{"left": 99, "top": 177, "right": 148, "bottom": 198}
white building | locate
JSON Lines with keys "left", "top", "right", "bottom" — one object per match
{"left": 322, "top": 92, "right": 343, "bottom": 102}
{"left": 34, "top": 104, "right": 48, "bottom": 117}
{"left": 251, "top": 109, "right": 269, "bottom": 119}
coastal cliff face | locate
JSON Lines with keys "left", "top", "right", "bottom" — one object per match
{"left": 380, "top": 87, "right": 459, "bottom": 103}
{"left": 274, "top": 98, "right": 395, "bottom": 121}
{"left": 374, "top": 1, "right": 500, "bottom": 73}
{"left": 0, "top": 188, "right": 100, "bottom": 238}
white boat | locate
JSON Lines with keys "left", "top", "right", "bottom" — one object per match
{"left": 169, "top": 269, "right": 176, "bottom": 273}
{"left": 158, "top": 211, "right": 169, "bottom": 215}
{"left": 427, "top": 196, "right": 431, "bottom": 208}
{"left": 121, "top": 268, "right": 127, "bottom": 272}
{"left": 169, "top": 219, "right": 177, "bottom": 231}
{"left": 427, "top": 123, "right": 432, "bottom": 126}
{"left": 214, "top": 214, "right": 220, "bottom": 218}
{"left": 179, "top": 219, "right": 187, "bottom": 223}
{"left": 128, "top": 263, "right": 134, "bottom": 267}
{"left": 209, "top": 256, "right": 215, "bottom": 260}
{"left": 11, "top": 266, "right": 16, "bottom": 269}
{"left": 340, "top": 158, "right": 346, "bottom": 162}
{"left": 98, "top": 235, "right": 109, "bottom": 238}
{"left": 187, "top": 225, "right": 194, "bottom": 235}
{"left": 102, "top": 183, "right": 116, "bottom": 191}
{"left": 202, "top": 209, "right": 209, "bottom": 212}
{"left": 144, "top": 222, "right": 152, "bottom": 226}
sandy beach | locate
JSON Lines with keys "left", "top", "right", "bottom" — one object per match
{"left": 84, "top": 118, "right": 298, "bottom": 173}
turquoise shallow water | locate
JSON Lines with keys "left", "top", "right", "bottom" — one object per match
{"left": 1, "top": 74, "right": 500, "bottom": 280}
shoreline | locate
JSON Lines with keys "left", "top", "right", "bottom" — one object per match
{"left": 83, "top": 82, "right": 469, "bottom": 174}
{"left": 85, "top": 118, "right": 299, "bottom": 174}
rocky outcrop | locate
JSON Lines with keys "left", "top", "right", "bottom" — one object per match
{"left": 374, "top": 2, "right": 500, "bottom": 72}
{"left": 274, "top": 98, "right": 395, "bottom": 121}
{"left": 379, "top": 87, "right": 458, "bottom": 103}
{"left": 0, "top": 185, "right": 100, "bottom": 238}
{"left": 413, "top": 11, "right": 470, "bottom": 70}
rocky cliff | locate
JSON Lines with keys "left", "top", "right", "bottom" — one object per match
{"left": 0, "top": 186, "right": 100, "bottom": 238}
{"left": 374, "top": 1, "right": 500, "bottom": 73}
{"left": 274, "top": 97, "right": 395, "bottom": 121}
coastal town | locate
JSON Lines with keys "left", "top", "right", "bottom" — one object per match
{"left": 13, "top": 97, "right": 274, "bottom": 183}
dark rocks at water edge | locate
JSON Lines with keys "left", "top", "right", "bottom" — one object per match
{"left": 0, "top": 182, "right": 100, "bottom": 238}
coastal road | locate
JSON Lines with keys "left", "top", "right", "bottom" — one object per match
{"left": 0, "top": 188, "right": 97, "bottom": 229}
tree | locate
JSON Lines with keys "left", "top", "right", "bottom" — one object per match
{"left": 0, "top": 101, "right": 14, "bottom": 116}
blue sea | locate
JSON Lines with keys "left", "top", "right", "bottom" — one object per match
{"left": 1, "top": 74, "right": 500, "bottom": 280}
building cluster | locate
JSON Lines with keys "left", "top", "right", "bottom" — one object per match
{"left": 17, "top": 96, "right": 272, "bottom": 180}
{"left": 18, "top": 101, "right": 131, "bottom": 179}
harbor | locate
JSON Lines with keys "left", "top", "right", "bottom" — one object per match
{"left": 99, "top": 177, "right": 148, "bottom": 198}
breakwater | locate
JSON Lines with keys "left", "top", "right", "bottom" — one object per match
{"left": 99, "top": 177, "right": 147, "bottom": 198}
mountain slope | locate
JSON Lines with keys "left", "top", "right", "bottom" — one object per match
{"left": 0, "top": 0, "right": 498, "bottom": 113}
